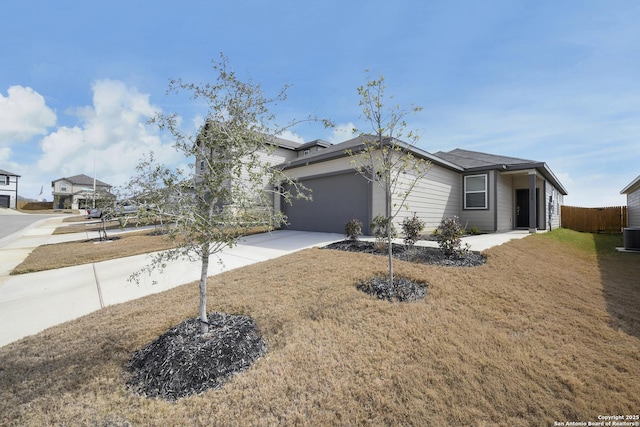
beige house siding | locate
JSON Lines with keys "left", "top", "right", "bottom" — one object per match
{"left": 496, "top": 173, "right": 513, "bottom": 231}
{"left": 283, "top": 156, "right": 354, "bottom": 180}
{"left": 392, "top": 163, "right": 461, "bottom": 232}
{"left": 628, "top": 188, "right": 640, "bottom": 227}
{"left": 545, "top": 180, "right": 563, "bottom": 230}
{"left": 459, "top": 170, "right": 494, "bottom": 232}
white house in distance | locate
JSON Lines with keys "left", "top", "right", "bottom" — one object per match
{"left": 0, "top": 169, "right": 20, "bottom": 209}
{"left": 51, "top": 174, "right": 112, "bottom": 210}
{"left": 621, "top": 175, "right": 640, "bottom": 227}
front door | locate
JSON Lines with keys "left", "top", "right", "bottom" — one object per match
{"left": 516, "top": 189, "right": 539, "bottom": 228}
{"left": 516, "top": 189, "right": 529, "bottom": 228}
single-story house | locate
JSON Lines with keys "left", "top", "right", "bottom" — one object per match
{"left": 621, "top": 175, "right": 640, "bottom": 227}
{"left": 0, "top": 169, "right": 20, "bottom": 209}
{"left": 51, "top": 174, "right": 113, "bottom": 210}
{"left": 272, "top": 135, "right": 567, "bottom": 235}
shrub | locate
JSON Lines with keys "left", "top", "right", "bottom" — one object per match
{"left": 436, "top": 216, "right": 470, "bottom": 257}
{"left": 401, "top": 213, "right": 425, "bottom": 247}
{"left": 371, "top": 215, "right": 397, "bottom": 251}
{"left": 344, "top": 218, "right": 363, "bottom": 241}
{"left": 469, "top": 226, "right": 481, "bottom": 235}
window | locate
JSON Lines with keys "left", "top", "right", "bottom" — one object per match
{"left": 464, "top": 174, "right": 487, "bottom": 209}
{"left": 0, "top": 176, "right": 8, "bottom": 186}
{"left": 60, "top": 183, "right": 67, "bottom": 191}
{"left": 303, "top": 149, "right": 310, "bottom": 156}
{"left": 200, "top": 160, "right": 205, "bottom": 171}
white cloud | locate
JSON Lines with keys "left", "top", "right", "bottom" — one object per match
{"left": 0, "top": 147, "right": 11, "bottom": 164}
{"left": 35, "top": 79, "right": 182, "bottom": 194}
{"left": 328, "top": 122, "right": 356, "bottom": 143}
{"left": 0, "top": 85, "right": 56, "bottom": 145}
{"left": 277, "top": 130, "right": 304, "bottom": 143}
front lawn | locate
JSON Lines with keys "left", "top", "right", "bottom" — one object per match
{"left": 10, "top": 230, "right": 176, "bottom": 275}
{"left": 1, "top": 229, "right": 638, "bottom": 425}
{"left": 11, "top": 226, "right": 271, "bottom": 275}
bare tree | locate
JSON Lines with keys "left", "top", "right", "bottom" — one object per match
{"left": 131, "top": 55, "right": 314, "bottom": 334}
{"left": 348, "top": 73, "right": 431, "bottom": 284}
{"left": 123, "top": 151, "right": 177, "bottom": 233}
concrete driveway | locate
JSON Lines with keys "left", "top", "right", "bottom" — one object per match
{"left": 0, "top": 216, "right": 534, "bottom": 347}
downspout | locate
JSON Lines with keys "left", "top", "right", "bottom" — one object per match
{"left": 493, "top": 169, "right": 499, "bottom": 232}
{"left": 528, "top": 171, "right": 537, "bottom": 233}
{"left": 542, "top": 180, "right": 547, "bottom": 231}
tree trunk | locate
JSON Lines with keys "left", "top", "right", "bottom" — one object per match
{"left": 387, "top": 228, "right": 393, "bottom": 284}
{"left": 199, "top": 243, "right": 210, "bottom": 334}
{"left": 385, "top": 176, "right": 394, "bottom": 285}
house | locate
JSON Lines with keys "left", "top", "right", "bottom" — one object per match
{"left": 0, "top": 169, "right": 20, "bottom": 209}
{"left": 621, "top": 175, "right": 640, "bottom": 227}
{"left": 51, "top": 174, "right": 113, "bottom": 210}
{"left": 275, "top": 135, "right": 567, "bottom": 235}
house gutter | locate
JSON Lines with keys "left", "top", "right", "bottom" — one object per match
{"left": 279, "top": 138, "right": 464, "bottom": 173}
{"left": 621, "top": 174, "right": 640, "bottom": 194}
{"left": 465, "top": 162, "right": 568, "bottom": 196}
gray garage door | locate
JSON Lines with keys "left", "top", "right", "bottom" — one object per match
{"left": 282, "top": 172, "right": 370, "bottom": 234}
{"left": 0, "top": 195, "right": 10, "bottom": 208}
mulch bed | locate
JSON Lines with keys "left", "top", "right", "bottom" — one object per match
{"left": 323, "top": 240, "right": 486, "bottom": 267}
{"left": 356, "top": 275, "right": 428, "bottom": 302}
{"left": 325, "top": 240, "right": 485, "bottom": 303}
{"left": 127, "top": 312, "right": 266, "bottom": 401}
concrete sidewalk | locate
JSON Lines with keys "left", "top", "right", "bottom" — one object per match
{"left": 0, "top": 216, "right": 534, "bottom": 347}
{"left": 0, "top": 219, "right": 344, "bottom": 347}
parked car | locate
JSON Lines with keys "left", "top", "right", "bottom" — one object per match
{"left": 86, "top": 208, "right": 102, "bottom": 219}
{"left": 115, "top": 205, "right": 138, "bottom": 216}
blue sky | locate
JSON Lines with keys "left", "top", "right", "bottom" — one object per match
{"left": 1, "top": 0, "right": 639, "bottom": 206}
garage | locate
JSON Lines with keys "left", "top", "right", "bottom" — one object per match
{"left": 0, "top": 195, "right": 10, "bottom": 208}
{"left": 282, "top": 171, "right": 371, "bottom": 234}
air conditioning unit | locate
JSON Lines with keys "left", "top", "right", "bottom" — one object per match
{"left": 623, "top": 227, "right": 640, "bottom": 251}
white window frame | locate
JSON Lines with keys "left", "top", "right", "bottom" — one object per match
{"left": 464, "top": 174, "right": 488, "bottom": 210}
{"left": 303, "top": 149, "right": 310, "bottom": 156}
{"left": 0, "top": 175, "right": 8, "bottom": 186}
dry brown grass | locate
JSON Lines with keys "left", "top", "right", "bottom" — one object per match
{"left": 12, "top": 226, "right": 271, "bottom": 275}
{"left": 54, "top": 218, "right": 131, "bottom": 234}
{"left": 10, "top": 230, "right": 177, "bottom": 275}
{"left": 1, "top": 230, "right": 638, "bottom": 426}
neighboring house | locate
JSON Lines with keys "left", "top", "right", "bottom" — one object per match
{"left": 621, "top": 175, "right": 640, "bottom": 227}
{"left": 275, "top": 135, "right": 567, "bottom": 235}
{"left": 51, "top": 174, "right": 113, "bottom": 210}
{"left": 0, "top": 169, "right": 20, "bottom": 209}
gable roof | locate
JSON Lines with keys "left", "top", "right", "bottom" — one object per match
{"left": 434, "top": 148, "right": 568, "bottom": 195}
{"left": 0, "top": 168, "right": 20, "bottom": 177}
{"left": 433, "top": 148, "right": 535, "bottom": 169}
{"left": 280, "top": 135, "right": 464, "bottom": 172}
{"left": 52, "top": 174, "right": 111, "bottom": 188}
{"left": 277, "top": 137, "right": 568, "bottom": 195}
{"left": 621, "top": 175, "right": 640, "bottom": 194}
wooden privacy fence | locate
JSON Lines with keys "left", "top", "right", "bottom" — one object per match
{"left": 561, "top": 205, "right": 627, "bottom": 233}
{"left": 17, "top": 201, "right": 53, "bottom": 210}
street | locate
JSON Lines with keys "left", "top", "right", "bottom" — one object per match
{"left": 0, "top": 212, "right": 61, "bottom": 243}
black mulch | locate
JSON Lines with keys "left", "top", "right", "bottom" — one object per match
{"left": 126, "top": 312, "right": 266, "bottom": 401}
{"left": 356, "top": 276, "right": 427, "bottom": 302}
{"left": 323, "top": 240, "right": 486, "bottom": 267}
{"left": 325, "top": 240, "right": 485, "bottom": 302}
